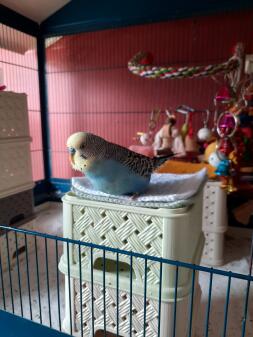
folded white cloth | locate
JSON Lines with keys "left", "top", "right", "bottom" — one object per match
{"left": 71, "top": 168, "right": 207, "bottom": 206}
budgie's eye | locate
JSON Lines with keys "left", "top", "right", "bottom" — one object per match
{"left": 68, "top": 147, "right": 76, "bottom": 155}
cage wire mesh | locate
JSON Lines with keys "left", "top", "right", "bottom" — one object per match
{"left": 0, "top": 225, "right": 252, "bottom": 337}
{"left": 42, "top": 14, "right": 253, "bottom": 183}
{"left": 0, "top": 23, "right": 44, "bottom": 181}
{"left": 44, "top": 24, "right": 225, "bottom": 181}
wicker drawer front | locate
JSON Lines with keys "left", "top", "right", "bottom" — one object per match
{"left": 72, "top": 205, "right": 163, "bottom": 284}
{"left": 73, "top": 279, "right": 201, "bottom": 337}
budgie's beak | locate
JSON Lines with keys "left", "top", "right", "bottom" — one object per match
{"left": 69, "top": 154, "right": 74, "bottom": 166}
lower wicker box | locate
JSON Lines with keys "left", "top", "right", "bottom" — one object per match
{"left": 62, "top": 275, "right": 201, "bottom": 337}
{"left": 59, "top": 256, "right": 201, "bottom": 337}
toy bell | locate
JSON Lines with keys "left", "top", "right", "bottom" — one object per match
{"left": 197, "top": 110, "right": 212, "bottom": 142}
{"left": 197, "top": 127, "right": 212, "bottom": 142}
{"left": 214, "top": 85, "right": 234, "bottom": 103}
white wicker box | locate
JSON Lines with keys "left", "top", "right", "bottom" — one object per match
{"left": 0, "top": 220, "right": 35, "bottom": 272}
{"left": 0, "top": 92, "right": 30, "bottom": 139}
{"left": 0, "top": 138, "right": 34, "bottom": 198}
{"left": 202, "top": 181, "right": 228, "bottom": 266}
{"left": 62, "top": 189, "right": 204, "bottom": 295}
{"left": 59, "top": 267, "right": 201, "bottom": 337}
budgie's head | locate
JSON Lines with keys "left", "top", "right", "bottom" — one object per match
{"left": 66, "top": 132, "right": 105, "bottom": 173}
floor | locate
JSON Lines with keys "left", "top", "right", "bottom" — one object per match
{"left": 198, "top": 228, "right": 253, "bottom": 337}
{"left": 0, "top": 202, "right": 253, "bottom": 337}
{"left": 0, "top": 202, "right": 65, "bottom": 331}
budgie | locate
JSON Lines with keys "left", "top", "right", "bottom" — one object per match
{"left": 67, "top": 132, "right": 173, "bottom": 195}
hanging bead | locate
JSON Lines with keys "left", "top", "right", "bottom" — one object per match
{"left": 218, "top": 138, "right": 234, "bottom": 156}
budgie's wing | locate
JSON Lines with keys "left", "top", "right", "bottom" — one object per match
{"left": 105, "top": 143, "right": 154, "bottom": 178}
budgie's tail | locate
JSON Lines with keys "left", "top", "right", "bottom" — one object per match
{"left": 153, "top": 153, "right": 175, "bottom": 170}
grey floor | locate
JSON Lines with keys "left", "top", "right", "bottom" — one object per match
{"left": 0, "top": 202, "right": 253, "bottom": 337}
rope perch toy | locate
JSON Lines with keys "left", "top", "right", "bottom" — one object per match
{"left": 128, "top": 43, "right": 243, "bottom": 79}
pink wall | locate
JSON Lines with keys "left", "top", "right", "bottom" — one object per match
{"left": 46, "top": 10, "right": 253, "bottom": 179}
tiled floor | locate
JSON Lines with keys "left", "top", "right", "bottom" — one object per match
{"left": 1, "top": 201, "right": 253, "bottom": 337}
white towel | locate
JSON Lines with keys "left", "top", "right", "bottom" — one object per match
{"left": 71, "top": 168, "right": 207, "bottom": 205}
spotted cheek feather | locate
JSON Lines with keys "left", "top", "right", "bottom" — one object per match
{"left": 79, "top": 164, "right": 88, "bottom": 174}
{"left": 74, "top": 156, "right": 89, "bottom": 173}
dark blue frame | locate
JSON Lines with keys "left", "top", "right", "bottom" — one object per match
{"left": 0, "top": 310, "right": 71, "bottom": 337}
{"left": 1, "top": 224, "right": 253, "bottom": 283}
{"left": 40, "top": 0, "right": 253, "bottom": 37}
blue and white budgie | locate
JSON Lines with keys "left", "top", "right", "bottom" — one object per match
{"left": 67, "top": 132, "right": 173, "bottom": 195}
